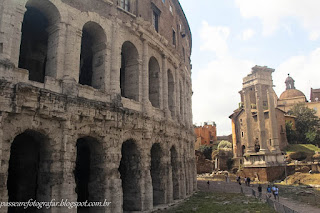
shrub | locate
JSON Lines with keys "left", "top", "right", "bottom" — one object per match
{"left": 296, "top": 166, "right": 310, "bottom": 173}
{"left": 199, "top": 145, "right": 213, "bottom": 160}
{"left": 289, "top": 151, "right": 307, "bottom": 161}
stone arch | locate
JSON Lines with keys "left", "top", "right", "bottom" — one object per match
{"left": 121, "top": 41, "right": 140, "bottom": 101}
{"left": 170, "top": 145, "right": 179, "bottom": 200}
{"left": 25, "top": 0, "right": 61, "bottom": 24}
{"left": 149, "top": 57, "right": 160, "bottom": 108}
{"left": 79, "top": 21, "right": 107, "bottom": 89}
{"left": 74, "top": 136, "right": 106, "bottom": 212}
{"left": 150, "top": 143, "right": 166, "bottom": 206}
{"left": 18, "top": 0, "right": 61, "bottom": 82}
{"left": 7, "top": 130, "right": 51, "bottom": 212}
{"left": 119, "top": 139, "right": 142, "bottom": 211}
{"left": 168, "top": 69, "right": 175, "bottom": 117}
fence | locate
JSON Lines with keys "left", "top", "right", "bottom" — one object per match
{"left": 251, "top": 189, "right": 299, "bottom": 213}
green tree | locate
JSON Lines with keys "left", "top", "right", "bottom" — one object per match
{"left": 198, "top": 145, "right": 213, "bottom": 160}
{"left": 285, "top": 121, "right": 298, "bottom": 144}
{"left": 217, "top": 140, "right": 232, "bottom": 150}
{"left": 287, "top": 103, "right": 320, "bottom": 146}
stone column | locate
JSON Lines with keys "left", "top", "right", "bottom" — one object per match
{"left": 140, "top": 147, "right": 152, "bottom": 211}
{"left": 187, "top": 85, "right": 192, "bottom": 127}
{"left": 110, "top": 21, "right": 120, "bottom": 95}
{"left": 243, "top": 89, "right": 255, "bottom": 153}
{"left": 142, "top": 37, "right": 151, "bottom": 114}
{"left": 162, "top": 54, "right": 170, "bottom": 118}
{"left": 255, "top": 84, "right": 268, "bottom": 152}
{"left": 53, "top": 122, "right": 77, "bottom": 213}
{"left": 184, "top": 157, "right": 189, "bottom": 195}
{"left": 188, "top": 86, "right": 193, "bottom": 128}
{"left": 184, "top": 80, "right": 188, "bottom": 126}
{"left": 167, "top": 162, "right": 173, "bottom": 203}
{"left": 180, "top": 78, "right": 185, "bottom": 124}
{"left": 106, "top": 146, "right": 122, "bottom": 213}
{"left": 0, "top": 3, "right": 26, "bottom": 66}
{"left": 0, "top": 113, "right": 8, "bottom": 213}
{"left": 176, "top": 76, "right": 180, "bottom": 120}
{"left": 63, "top": 25, "right": 82, "bottom": 81}
{"left": 91, "top": 42, "right": 108, "bottom": 90}
{"left": 267, "top": 86, "right": 280, "bottom": 153}
{"left": 143, "top": 169, "right": 153, "bottom": 211}
{"left": 46, "top": 22, "right": 67, "bottom": 79}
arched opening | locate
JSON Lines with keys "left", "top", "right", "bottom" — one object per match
{"left": 242, "top": 145, "right": 246, "bottom": 156}
{"left": 119, "top": 140, "right": 141, "bottom": 211}
{"left": 149, "top": 57, "right": 160, "bottom": 108}
{"left": 170, "top": 146, "right": 179, "bottom": 200}
{"left": 19, "top": 0, "right": 60, "bottom": 82}
{"left": 75, "top": 137, "right": 105, "bottom": 212}
{"left": 120, "top": 41, "right": 139, "bottom": 101}
{"left": 7, "top": 131, "right": 49, "bottom": 212}
{"left": 168, "top": 69, "right": 175, "bottom": 117}
{"left": 151, "top": 143, "right": 165, "bottom": 206}
{"left": 19, "top": 7, "right": 48, "bottom": 83}
{"left": 79, "top": 22, "right": 106, "bottom": 89}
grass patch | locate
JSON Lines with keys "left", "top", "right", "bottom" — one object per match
{"left": 285, "top": 144, "right": 320, "bottom": 154}
{"left": 280, "top": 172, "right": 320, "bottom": 186}
{"left": 156, "top": 191, "right": 275, "bottom": 213}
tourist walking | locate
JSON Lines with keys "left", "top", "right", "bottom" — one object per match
{"left": 266, "top": 185, "right": 272, "bottom": 198}
{"left": 274, "top": 185, "right": 279, "bottom": 201}
{"left": 237, "top": 176, "right": 241, "bottom": 185}
{"left": 258, "top": 184, "right": 262, "bottom": 199}
{"left": 271, "top": 185, "right": 277, "bottom": 200}
{"left": 247, "top": 177, "right": 251, "bottom": 186}
{"left": 244, "top": 177, "right": 248, "bottom": 186}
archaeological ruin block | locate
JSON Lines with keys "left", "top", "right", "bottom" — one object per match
{"left": 0, "top": 0, "right": 196, "bottom": 212}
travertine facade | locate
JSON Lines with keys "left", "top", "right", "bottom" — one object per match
{"left": 0, "top": 0, "right": 196, "bottom": 212}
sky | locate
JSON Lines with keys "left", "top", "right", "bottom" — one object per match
{"left": 179, "top": 0, "right": 320, "bottom": 135}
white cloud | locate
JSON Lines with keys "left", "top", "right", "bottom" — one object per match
{"left": 235, "top": 0, "right": 320, "bottom": 39}
{"left": 241, "top": 28, "right": 255, "bottom": 40}
{"left": 199, "top": 21, "right": 230, "bottom": 58}
{"left": 273, "top": 48, "right": 320, "bottom": 99}
{"left": 309, "top": 31, "right": 320, "bottom": 41}
{"left": 194, "top": 21, "right": 255, "bottom": 135}
{"left": 192, "top": 57, "right": 254, "bottom": 135}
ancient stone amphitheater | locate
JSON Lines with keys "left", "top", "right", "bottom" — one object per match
{"left": 0, "top": 0, "right": 195, "bottom": 212}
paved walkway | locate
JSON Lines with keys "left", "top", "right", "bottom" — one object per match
{"left": 198, "top": 180, "right": 320, "bottom": 213}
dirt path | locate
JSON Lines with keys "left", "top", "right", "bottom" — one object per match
{"left": 198, "top": 180, "right": 320, "bottom": 213}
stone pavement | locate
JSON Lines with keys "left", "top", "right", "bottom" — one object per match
{"left": 198, "top": 180, "right": 320, "bottom": 213}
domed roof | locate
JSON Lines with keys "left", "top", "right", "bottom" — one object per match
{"left": 279, "top": 89, "right": 306, "bottom": 100}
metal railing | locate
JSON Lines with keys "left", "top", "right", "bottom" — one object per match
{"left": 251, "top": 189, "right": 298, "bottom": 213}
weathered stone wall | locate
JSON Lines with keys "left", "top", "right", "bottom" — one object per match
{"left": 0, "top": 0, "right": 196, "bottom": 212}
{"left": 241, "top": 166, "right": 285, "bottom": 182}
{"left": 195, "top": 150, "right": 213, "bottom": 174}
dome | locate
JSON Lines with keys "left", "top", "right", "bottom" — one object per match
{"left": 279, "top": 89, "right": 306, "bottom": 100}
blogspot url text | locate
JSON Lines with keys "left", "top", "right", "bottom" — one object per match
{"left": 0, "top": 199, "right": 111, "bottom": 209}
